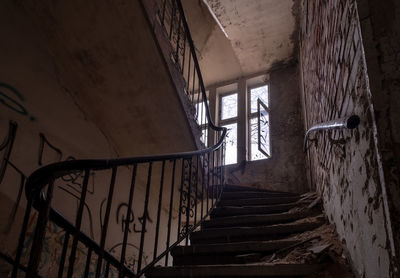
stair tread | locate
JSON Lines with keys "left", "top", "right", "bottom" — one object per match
{"left": 219, "top": 196, "right": 300, "bottom": 207}
{"left": 190, "top": 220, "right": 324, "bottom": 243}
{"left": 221, "top": 191, "right": 299, "bottom": 200}
{"left": 172, "top": 239, "right": 300, "bottom": 256}
{"left": 203, "top": 211, "right": 313, "bottom": 229}
{"left": 211, "top": 203, "right": 299, "bottom": 218}
{"left": 222, "top": 185, "right": 295, "bottom": 194}
{"left": 146, "top": 263, "right": 325, "bottom": 277}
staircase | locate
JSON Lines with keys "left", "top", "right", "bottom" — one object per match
{"left": 0, "top": 1, "right": 355, "bottom": 277}
{"left": 146, "top": 185, "right": 333, "bottom": 277}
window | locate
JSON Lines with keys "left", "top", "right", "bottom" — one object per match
{"left": 248, "top": 85, "right": 270, "bottom": 160}
{"left": 211, "top": 75, "right": 270, "bottom": 166}
{"left": 219, "top": 92, "right": 238, "bottom": 165}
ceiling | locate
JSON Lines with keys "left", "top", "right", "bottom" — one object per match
{"left": 183, "top": 0, "right": 299, "bottom": 86}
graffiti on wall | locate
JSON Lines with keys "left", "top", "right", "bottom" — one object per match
{"left": 0, "top": 83, "right": 35, "bottom": 121}
{"left": 0, "top": 116, "right": 150, "bottom": 274}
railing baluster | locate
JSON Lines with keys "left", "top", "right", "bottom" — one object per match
{"left": 11, "top": 198, "right": 33, "bottom": 278}
{"left": 83, "top": 248, "right": 92, "bottom": 278}
{"left": 191, "top": 67, "right": 196, "bottom": 105}
{"left": 196, "top": 82, "right": 201, "bottom": 116}
{"left": 217, "top": 148, "right": 221, "bottom": 198}
{"left": 137, "top": 162, "right": 153, "bottom": 274}
{"left": 169, "top": 0, "right": 176, "bottom": 40}
{"left": 221, "top": 145, "right": 225, "bottom": 188}
{"left": 118, "top": 164, "right": 137, "bottom": 278}
{"left": 27, "top": 179, "right": 55, "bottom": 278}
{"left": 66, "top": 171, "right": 90, "bottom": 278}
{"left": 58, "top": 232, "right": 70, "bottom": 277}
{"left": 160, "top": 0, "right": 167, "bottom": 26}
{"left": 104, "top": 261, "right": 110, "bottom": 278}
{"left": 185, "top": 157, "right": 192, "bottom": 246}
{"left": 154, "top": 160, "right": 166, "bottom": 260}
{"left": 165, "top": 159, "right": 176, "bottom": 266}
{"left": 194, "top": 156, "right": 199, "bottom": 225}
{"left": 175, "top": 14, "right": 182, "bottom": 64}
{"left": 95, "top": 167, "right": 117, "bottom": 278}
{"left": 181, "top": 34, "right": 187, "bottom": 73}
{"left": 207, "top": 152, "right": 210, "bottom": 212}
{"left": 212, "top": 152, "right": 215, "bottom": 207}
{"left": 177, "top": 159, "right": 185, "bottom": 240}
{"left": 201, "top": 154, "right": 205, "bottom": 219}
{"left": 186, "top": 54, "right": 191, "bottom": 94}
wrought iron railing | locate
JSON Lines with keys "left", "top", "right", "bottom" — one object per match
{"left": 6, "top": 0, "right": 227, "bottom": 277}
{"left": 155, "top": 0, "right": 212, "bottom": 146}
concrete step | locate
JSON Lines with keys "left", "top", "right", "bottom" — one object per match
{"left": 222, "top": 185, "right": 294, "bottom": 194}
{"left": 190, "top": 219, "right": 324, "bottom": 244}
{"left": 202, "top": 211, "right": 314, "bottom": 229}
{"left": 221, "top": 191, "right": 298, "bottom": 200}
{"left": 210, "top": 203, "right": 298, "bottom": 218}
{"left": 218, "top": 196, "right": 300, "bottom": 207}
{"left": 172, "top": 252, "right": 262, "bottom": 266}
{"left": 172, "top": 239, "right": 299, "bottom": 257}
{"left": 145, "top": 264, "right": 325, "bottom": 277}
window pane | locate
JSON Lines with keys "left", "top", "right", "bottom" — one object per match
{"left": 221, "top": 93, "right": 238, "bottom": 120}
{"left": 222, "top": 123, "right": 237, "bottom": 165}
{"left": 250, "top": 85, "right": 268, "bottom": 113}
{"left": 196, "top": 101, "right": 209, "bottom": 125}
{"left": 249, "top": 116, "right": 270, "bottom": 161}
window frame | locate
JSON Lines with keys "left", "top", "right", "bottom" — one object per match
{"left": 218, "top": 90, "right": 239, "bottom": 165}
{"left": 247, "top": 82, "right": 270, "bottom": 161}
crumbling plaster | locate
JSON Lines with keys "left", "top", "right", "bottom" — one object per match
{"left": 205, "top": 0, "right": 297, "bottom": 76}
{"left": 356, "top": 0, "right": 400, "bottom": 269}
{"left": 182, "top": 0, "right": 299, "bottom": 87}
{"left": 299, "top": 0, "right": 397, "bottom": 277}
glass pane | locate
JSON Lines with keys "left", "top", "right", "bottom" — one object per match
{"left": 222, "top": 123, "right": 237, "bottom": 165}
{"left": 221, "top": 93, "right": 238, "bottom": 120}
{"left": 249, "top": 116, "right": 270, "bottom": 161}
{"left": 250, "top": 85, "right": 268, "bottom": 113}
{"left": 196, "top": 101, "right": 209, "bottom": 125}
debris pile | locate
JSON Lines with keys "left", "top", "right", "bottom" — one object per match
{"left": 261, "top": 192, "right": 354, "bottom": 277}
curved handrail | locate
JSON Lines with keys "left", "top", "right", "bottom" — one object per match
{"left": 25, "top": 129, "right": 226, "bottom": 201}
{"left": 303, "top": 115, "right": 360, "bottom": 152}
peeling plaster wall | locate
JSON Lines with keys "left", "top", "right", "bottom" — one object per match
{"left": 182, "top": 0, "right": 300, "bottom": 87}
{"left": 205, "top": 0, "right": 297, "bottom": 75}
{"left": 300, "top": 0, "right": 396, "bottom": 277}
{"left": 0, "top": 0, "right": 195, "bottom": 274}
{"left": 356, "top": 0, "right": 400, "bottom": 268}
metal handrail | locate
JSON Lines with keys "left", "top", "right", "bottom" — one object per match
{"left": 10, "top": 1, "right": 227, "bottom": 277}
{"left": 303, "top": 115, "right": 360, "bottom": 152}
{"left": 25, "top": 130, "right": 226, "bottom": 201}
